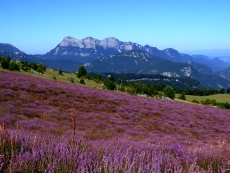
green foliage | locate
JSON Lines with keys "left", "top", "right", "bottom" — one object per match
{"left": 200, "top": 99, "right": 230, "bottom": 109}
{"left": 77, "top": 66, "right": 87, "bottom": 78}
{"left": 216, "top": 102, "right": 230, "bottom": 109}
{"left": 0, "top": 55, "right": 4, "bottom": 62}
{"left": 53, "top": 76, "right": 57, "bottom": 81}
{"left": 201, "top": 99, "right": 217, "bottom": 106}
{"left": 85, "top": 74, "right": 91, "bottom": 80}
{"left": 179, "top": 91, "right": 186, "bottom": 100}
{"left": 36, "top": 63, "right": 46, "bottom": 74}
{"left": 1, "top": 57, "right": 11, "bottom": 69}
{"left": 70, "top": 77, "right": 74, "bottom": 83}
{"left": 191, "top": 99, "right": 199, "bottom": 104}
{"left": 117, "top": 86, "right": 126, "bottom": 92}
{"left": 8, "top": 61, "right": 20, "bottom": 71}
{"left": 227, "top": 88, "right": 230, "bottom": 94}
{"left": 104, "top": 78, "right": 116, "bottom": 90}
{"left": 126, "top": 87, "right": 136, "bottom": 94}
{"left": 219, "top": 88, "right": 225, "bottom": 94}
{"left": 29, "top": 62, "right": 38, "bottom": 71}
{"left": 20, "top": 61, "right": 30, "bottom": 71}
{"left": 80, "top": 79, "right": 85, "bottom": 85}
{"left": 163, "top": 86, "right": 175, "bottom": 99}
{"left": 93, "top": 75, "right": 103, "bottom": 84}
{"left": 58, "top": 69, "right": 63, "bottom": 75}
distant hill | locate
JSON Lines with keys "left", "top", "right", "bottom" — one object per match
{"left": 92, "top": 72, "right": 202, "bottom": 89}
{"left": 192, "top": 55, "right": 230, "bottom": 71}
{"left": 219, "top": 67, "right": 230, "bottom": 81}
{"left": 0, "top": 51, "right": 81, "bottom": 72}
{"left": 85, "top": 50, "right": 230, "bottom": 89}
{"left": 0, "top": 43, "right": 25, "bottom": 53}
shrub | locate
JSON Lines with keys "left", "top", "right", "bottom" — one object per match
{"left": 85, "top": 74, "right": 91, "bottom": 80}
{"left": 117, "top": 86, "right": 125, "bottom": 92}
{"left": 179, "top": 91, "right": 186, "bottom": 100}
{"left": 104, "top": 78, "right": 116, "bottom": 90}
{"left": 163, "top": 86, "right": 175, "bottom": 99}
{"left": 29, "top": 63, "right": 38, "bottom": 71}
{"left": 191, "top": 99, "right": 199, "bottom": 104}
{"left": 93, "top": 75, "right": 103, "bottom": 83}
{"left": 36, "top": 63, "right": 46, "bottom": 74}
{"left": 1, "top": 57, "right": 11, "bottom": 69}
{"left": 201, "top": 99, "right": 217, "bottom": 106}
{"left": 217, "top": 102, "right": 230, "bottom": 109}
{"left": 80, "top": 79, "right": 85, "bottom": 85}
{"left": 70, "top": 77, "right": 74, "bottom": 83}
{"left": 8, "top": 61, "right": 20, "bottom": 71}
{"left": 58, "top": 69, "right": 63, "bottom": 75}
{"left": 53, "top": 76, "right": 57, "bottom": 81}
{"left": 77, "top": 66, "right": 87, "bottom": 78}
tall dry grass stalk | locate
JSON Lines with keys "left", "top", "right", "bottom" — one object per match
{"left": 0, "top": 122, "right": 4, "bottom": 155}
{"left": 0, "top": 122, "right": 4, "bottom": 134}
{"left": 224, "top": 157, "right": 230, "bottom": 171}
{"left": 72, "top": 109, "right": 77, "bottom": 144}
{"left": 15, "top": 123, "right": 18, "bottom": 142}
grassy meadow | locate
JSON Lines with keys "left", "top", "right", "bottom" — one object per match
{"left": 183, "top": 94, "right": 230, "bottom": 104}
{"left": 1, "top": 66, "right": 230, "bottom": 172}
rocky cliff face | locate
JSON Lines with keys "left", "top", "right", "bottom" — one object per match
{"left": 42, "top": 36, "right": 168, "bottom": 63}
{"left": 42, "top": 36, "right": 143, "bottom": 63}
{"left": 58, "top": 36, "right": 143, "bottom": 51}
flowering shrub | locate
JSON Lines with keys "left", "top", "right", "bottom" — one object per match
{"left": 0, "top": 71, "right": 230, "bottom": 172}
{"left": 0, "top": 129, "right": 229, "bottom": 172}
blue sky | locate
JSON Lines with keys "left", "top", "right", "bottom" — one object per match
{"left": 1, "top": 0, "right": 230, "bottom": 55}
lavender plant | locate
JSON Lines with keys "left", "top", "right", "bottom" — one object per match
{"left": 0, "top": 71, "right": 230, "bottom": 172}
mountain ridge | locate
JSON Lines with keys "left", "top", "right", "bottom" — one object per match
{"left": 85, "top": 50, "right": 230, "bottom": 89}
{"left": 41, "top": 36, "right": 230, "bottom": 71}
{"left": 0, "top": 43, "right": 25, "bottom": 54}
{"left": 1, "top": 38, "right": 230, "bottom": 88}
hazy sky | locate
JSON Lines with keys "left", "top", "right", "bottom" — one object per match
{"left": 1, "top": 0, "right": 230, "bottom": 55}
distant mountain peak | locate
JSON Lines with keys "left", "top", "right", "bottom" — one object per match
{"left": 43, "top": 36, "right": 230, "bottom": 71}
{"left": 0, "top": 43, "right": 24, "bottom": 53}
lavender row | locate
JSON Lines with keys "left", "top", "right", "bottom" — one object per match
{"left": 1, "top": 72, "right": 230, "bottom": 144}
{"left": 0, "top": 129, "right": 229, "bottom": 172}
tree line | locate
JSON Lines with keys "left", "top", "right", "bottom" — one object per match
{"left": 1, "top": 56, "right": 229, "bottom": 109}
{"left": 0, "top": 56, "right": 46, "bottom": 74}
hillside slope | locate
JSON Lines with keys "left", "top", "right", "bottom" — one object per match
{"left": 85, "top": 50, "right": 230, "bottom": 89}
{"left": 0, "top": 71, "right": 230, "bottom": 144}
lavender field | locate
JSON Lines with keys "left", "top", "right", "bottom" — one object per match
{"left": 1, "top": 71, "right": 230, "bottom": 172}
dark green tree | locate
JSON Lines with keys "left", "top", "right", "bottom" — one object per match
{"left": 104, "top": 78, "right": 116, "bottom": 90}
{"left": 179, "top": 91, "right": 186, "bottom": 100}
{"left": 20, "top": 61, "right": 30, "bottom": 71}
{"left": 8, "top": 61, "right": 20, "bottom": 71}
{"left": 36, "top": 63, "right": 46, "bottom": 74}
{"left": 163, "top": 86, "right": 175, "bottom": 99}
{"left": 80, "top": 79, "right": 86, "bottom": 85}
{"left": 77, "top": 66, "right": 87, "bottom": 78}
{"left": 1, "top": 57, "right": 11, "bottom": 69}
{"left": 29, "top": 63, "right": 38, "bottom": 71}
{"left": 219, "top": 88, "right": 225, "bottom": 94}
{"left": 58, "top": 69, "right": 63, "bottom": 75}
{"left": 226, "top": 88, "right": 230, "bottom": 94}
